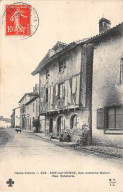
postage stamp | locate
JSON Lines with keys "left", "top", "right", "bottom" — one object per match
{"left": 3, "top": 2, "right": 39, "bottom": 39}
{"left": 6, "top": 4, "right": 31, "bottom": 36}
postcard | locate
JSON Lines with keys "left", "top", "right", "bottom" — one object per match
{"left": 0, "top": 0, "right": 123, "bottom": 192}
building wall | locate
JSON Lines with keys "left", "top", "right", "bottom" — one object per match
{"left": 39, "top": 44, "right": 93, "bottom": 142}
{"left": 14, "top": 108, "right": 20, "bottom": 127}
{"left": 0, "top": 120, "right": 11, "bottom": 128}
{"left": 40, "top": 46, "right": 81, "bottom": 87}
{"left": 92, "top": 35, "right": 123, "bottom": 148}
{"left": 20, "top": 95, "right": 31, "bottom": 129}
{"left": 25, "top": 98, "right": 39, "bottom": 130}
{"left": 11, "top": 114, "right": 15, "bottom": 128}
{"left": 39, "top": 115, "right": 45, "bottom": 133}
{"left": 39, "top": 46, "right": 82, "bottom": 113}
{"left": 45, "top": 109, "right": 90, "bottom": 142}
{"left": 20, "top": 94, "right": 37, "bottom": 129}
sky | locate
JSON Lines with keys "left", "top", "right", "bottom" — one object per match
{"left": 0, "top": 0, "right": 123, "bottom": 118}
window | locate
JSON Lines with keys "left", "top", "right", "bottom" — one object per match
{"left": 46, "top": 69, "right": 50, "bottom": 79}
{"left": 97, "top": 106, "right": 123, "bottom": 130}
{"left": 59, "top": 60, "right": 66, "bottom": 72}
{"left": 33, "top": 103, "right": 34, "bottom": 112}
{"left": 108, "top": 107, "right": 123, "bottom": 129}
{"left": 46, "top": 88, "right": 48, "bottom": 102}
{"left": 70, "top": 114, "right": 78, "bottom": 129}
{"left": 58, "top": 83, "right": 65, "bottom": 99}
{"left": 120, "top": 58, "right": 123, "bottom": 84}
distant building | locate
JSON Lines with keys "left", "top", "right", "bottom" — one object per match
{"left": 18, "top": 84, "right": 39, "bottom": 129}
{"left": 11, "top": 110, "right": 15, "bottom": 128}
{"left": 25, "top": 94, "right": 39, "bottom": 130}
{"left": 11, "top": 107, "right": 20, "bottom": 128}
{"left": 32, "top": 18, "right": 123, "bottom": 147}
{"left": 0, "top": 116, "right": 11, "bottom": 128}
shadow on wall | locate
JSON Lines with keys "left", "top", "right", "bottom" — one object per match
{"left": 102, "top": 80, "right": 122, "bottom": 106}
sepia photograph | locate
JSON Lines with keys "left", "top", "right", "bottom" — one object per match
{"left": 0, "top": 0, "right": 123, "bottom": 192}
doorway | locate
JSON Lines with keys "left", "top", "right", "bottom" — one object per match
{"left": 57, "top": 116, "right": 65, "bottom": 136}
{"left": 49, "top": 118, "right": 53, "bottom": 133}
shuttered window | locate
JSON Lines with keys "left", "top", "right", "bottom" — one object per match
{"left": 97, "top": 108, "right": 105, "bottom": 129}
{"left": 97, "top": 106, "right": 123, "bottom": 130}
{"left": 46, "top": 88, "right": 48, "bottom": 102}
{"left": 59, "top": 60, "right": 66, "bottom": 72}
{"left": 108, "top": 107, "right": 123, "bottom": 129}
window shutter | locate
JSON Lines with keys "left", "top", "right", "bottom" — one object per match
{"left": 72, "top": 76, "right": 76, "bottom": 94}
{"left": 63, "top": 83, "right": 65, "bottom": 98}
{"left": 97, "top": 108, "right": 105, "bottom": 129}
{"left": 65, "top": 80, "right": 68, "bottom": 106}
{"left": 76, "top": 75, "right": 80, "bottom": 104}
{"left": 56, "top": 84, "right": 58, "bottom": 96}
{"left": 48, "top": 87, "right": 51, "bottom": 109}
{"left": 53, "top": 85, "right": 56, "bottom": 104}
{"left": 68, "top": 78, "right": 72, "bottom": 104}
{"left": 51, "top": 86, "right": 53, "bottom": 105}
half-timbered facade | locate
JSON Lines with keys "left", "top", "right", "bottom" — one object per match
{"left": 32, "top": 41, "right": 93, "bottom": 142}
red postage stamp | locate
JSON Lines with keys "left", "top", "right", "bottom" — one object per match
{"left": 6, "top": 4, "right": 31, "bottom": 36}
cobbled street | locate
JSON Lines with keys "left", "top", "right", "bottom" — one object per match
{"left": 0, "top": 128, "right": 122, "bottom": 191}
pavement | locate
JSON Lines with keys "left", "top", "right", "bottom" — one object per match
{"left": 0, "top": 128, "right": 123, "bottom": 191}
{"left": 23, "top": 129, "right": 123, "bottom": 159}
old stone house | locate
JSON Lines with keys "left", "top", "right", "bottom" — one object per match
{"left": 90, "top": 18, "right": 123, "bottom": 147}
{"left": 11, "top": 107, "right": 20, "bottom": 128}
{"left": 32, "top": 41, "right": 93, "bottom": 143}
{"left": 18, "top": 84, "right": 39, "bottom": 130}
{"left": 25, "top": 95, "right": 39, "bottom": 130}
{"left": 32, "top": 18, "right": 123, "bottom": 147}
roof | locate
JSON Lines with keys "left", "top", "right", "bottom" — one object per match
{"left": 25, "top": 95, "right": 39, "bottom": 106}
{"left": 18, "top": 92, "right": 38, "bottom": 103}
{"left": 13, "top": 106, "right": 20, "bottom": 111}
{"left": 32, "top": 22, "right": 123, "bottom": 76}
{"left": 86, "top": 22, "right": 123, "bottom": 44}
{"left": 31, "top": 38, "right": 88, "bottom": 75}
{"left": 52, "top": 41, "right": 67, "bottom": 51}
{"left": 37, "top": 41, "right": 67, "bottom": 68}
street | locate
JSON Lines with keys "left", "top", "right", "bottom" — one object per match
{"left": 0, "top": 128, "right": 123, "bottom": 191}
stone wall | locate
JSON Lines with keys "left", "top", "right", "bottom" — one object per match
{"left": 92, "top": 35, "right": 123, "bottom": 148}
{"left": 45, "top": 109, "right": 90, "bottom": 143}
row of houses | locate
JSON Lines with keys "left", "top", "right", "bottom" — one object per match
{"left": 0, "top": 116, "right": 11, "bottom": 128}
{"left": 12, "top": 18, "right": 123, "bottom": 148}
{"left": 11, "top": 84, "right": 39, "bottom": 131}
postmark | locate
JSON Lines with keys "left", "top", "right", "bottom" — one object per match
{"left": 2, "top": 2, "right": 39, "bottom": 39}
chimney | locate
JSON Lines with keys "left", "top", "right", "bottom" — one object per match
{"left": 99, "top": 18, "right": 111, "bottom": 34}
{"left": 33, "top": 84, "right": 39, "bottom": 94}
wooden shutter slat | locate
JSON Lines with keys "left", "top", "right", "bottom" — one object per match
{"left": 97, "top": 108, "right": 105, "bottom": 129}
